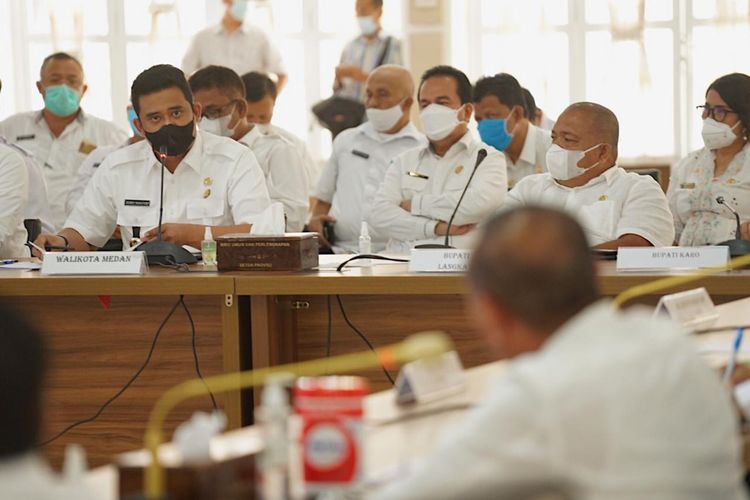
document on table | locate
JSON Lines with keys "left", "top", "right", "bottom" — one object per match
{"left": 0, "top": 261, "right": 42, "bottom": 270}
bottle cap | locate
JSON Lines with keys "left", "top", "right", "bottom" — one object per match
{"left": 204, "top": 226, "right": 213, "bottom": 240}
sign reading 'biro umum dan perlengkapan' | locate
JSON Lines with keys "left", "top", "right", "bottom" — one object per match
{"left": 616, "top": 246, "right": 730, "bottom": 271}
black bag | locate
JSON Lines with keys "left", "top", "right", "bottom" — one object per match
{"left": 312, "top": 36, "right": 393, "bottom": 138}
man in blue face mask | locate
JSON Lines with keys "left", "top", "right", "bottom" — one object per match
{"left": 474, "top": 73, "right": 552, "bottom": 190}
{"left": 0, "top": 52, "right": 128, "bottom": 231}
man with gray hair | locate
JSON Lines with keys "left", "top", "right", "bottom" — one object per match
{"left": 507, "top": 102, "right": 674, "bottom": 248}
{"left": 373, "top": 206, "right": 746, "bottom": 500}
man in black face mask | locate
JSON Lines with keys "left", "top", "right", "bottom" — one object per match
{"left": 33, "top": 64, "right": 271, "bottom": 254}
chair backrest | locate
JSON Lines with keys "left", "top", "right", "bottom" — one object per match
{"left": 24, "top": 219, "right": 42, "bottom": 244}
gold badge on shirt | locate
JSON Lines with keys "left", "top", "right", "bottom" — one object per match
{"left": 203, "top": 177, "right": 213, "bottom": 186}
{"left": 680, "top": 182, "right": 696, "bottom": 189}
{"left": 78, "top": 140, "right": 97, "bottom": 155}
{"left": 454, "top": 165, "right": 464, "bottom": 175}
{"left": 598, "top": 195, "right": 608, "bottom": 201}
{"left": 728, "top": 178, "right": 738, "bottom": 185}
{"left": 203, "top": 188, "right": 211, "bottom": 199}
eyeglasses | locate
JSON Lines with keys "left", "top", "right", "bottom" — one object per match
{"left": 202, "top": 100, "right": 238, "bottom": 120}
{"left": 697, "top": 104, "right": 737, "bottom": 123}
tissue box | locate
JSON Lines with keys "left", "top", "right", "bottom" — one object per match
{"left": 216, "top": 233, "right": 319, "bottom": 271}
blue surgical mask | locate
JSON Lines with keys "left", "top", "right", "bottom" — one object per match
{"left": 43, "top": 84, "right": 81, "bottom": 118}
{"left": 478, "top": 119, "right": 513, "bottom": 151}
{"left": 127, "top": 107, "right": 140, "bottom": 136}
{"left": 357, "top": 16, "right": 378, "bottom": 36}
{"left": 230, "top": 0, "right": 248, "bottom": 21}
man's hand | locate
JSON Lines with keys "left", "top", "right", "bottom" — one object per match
{"left": 142, "top": 223, "right": 204, "bottom": 247}
{"left": 308, "top": 214, "right": 336, "bottom": 247}
{"left": 335, "top": 65, "right": 367, "bottom": 82}
{"left": 434, "top": 222, "right": 476, "bottom": 236}
{"left": 31, "top": 234, "right": 67, "bottom": 257}
{"left": 741, "top": 221, "right": 750, "bottom": 240}
{"left": 399, "top": 200, "right": 412, "bottom": 212}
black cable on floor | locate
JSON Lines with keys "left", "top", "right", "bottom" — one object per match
{"left": 37, "top": 296, "right": 183, "bottom": 447}
{"left": 335, "top": 295, "right": 395, "bottom": 385}
{"left": 180, "top": 295, "right": 217, "bottom": 410}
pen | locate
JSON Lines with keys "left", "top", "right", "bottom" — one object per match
{"left": 723, "top": 327, "right": 745, "bottom": 384}
{"left": 0, "top": 259, "right": 17, "bottom": 265}
{"left": 25, "top": 241, "right": 47, "bottom": 254}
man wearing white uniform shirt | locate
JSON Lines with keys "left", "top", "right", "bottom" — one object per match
{"left": 0, "top": 145, "right": 29, "bottom": 259}
{"left": 188, "top": 65, "right": 308, "bottom": 232}
{"left": 474, "top": 73, "right": 551, "bottom": 189}
{"left": 242, "top": 71, "right": 320, "bottom": 195}
{"left": 0, "top": 52, "right": 128, "bottom": 231}
{"left": 507, "top": 102, "right": 674, "bottom": 249}
{"left": 369, "top": 65, "right": 507, "bottom": 252}
{"left": 374, "top": 206, "right": 747, "bottom": 500}
{"left": 309, "top": 65, "right": 425, "bottom": 253}
{"left": 182, "top": 0, "right": 287, "bottom": 92}
{"left": 33, "top": 64, "right": 270, "bottom": 253}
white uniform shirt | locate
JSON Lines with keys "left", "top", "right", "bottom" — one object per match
{"left": 0, "top": 144, "right": 29, "bottom": 258}
{"left": 668, "top": 144, "right": 750, "bottom": 246}
{"left": 0, "top": 136, "right": 53, "bottom": 233}
{"left": 0, "top": 453, "right": 98, "bottom": 500}
{"left": 506, "top": 122, "right": 551, "bottom": 189}
{"left": 0, "top": 110, "right": 128, "bottom": 231}
{"left": 369, "top": 131, "right": 508, "bottom": 253}
{"left": 65, "top": 130, "right": 270, "bottom": 248}
{"left": 508, "top": 167, "right": 675, "bottom": 247}
{"left": 182, "top": 25, "right": 285, "bottom": 77}
{"left": 65, "top": 144, "right": 122, "bottom": 215}
{"left": 315, "top": 121, "right": 426, "bottom": 253}
{"left": 264, "top": 124, "right": 320, "bottom": 195}
{"left": 238, "top": 126, "right": 308, "bottom": 232}
{"left": 374, "top": 301, "right": 747, "bottom": 500}
{"left": 337, "top": 32, "right": 403, "bottom": 102}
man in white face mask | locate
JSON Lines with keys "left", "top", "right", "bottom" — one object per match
{"left": 334, "top": 0, "right": 404, "bottom": 103}
{"left": 507, "top": 102, "right": 674, "bottom": 249}
{"left": 369, "top": 65, "right": 508, "bottom": 253}
{"left": 188, "top": 65, "right": 308, "bottom": 231}
{"left": 310, "top": 65, "right": 426, "bottom": 253}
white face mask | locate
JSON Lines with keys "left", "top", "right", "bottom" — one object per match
{"left": 701, "top": 118, "right": 741, "bottom": 150}
{"left": 546, "top": 143, "right": 603, "bottom": 181}
{"left": 366, "top": 101, "right": 404, "bottom": 132}
{"left": 357, "top": 16, "right": 378, "bottom": 36}
{"left": 199, "top": 114, "right": 236, "bottom": 138}
{"left": 420, "top": 103, "right": 463, "bottom": 141}
{"left": 255, "top": 123, "right": 271, "bottom": 134}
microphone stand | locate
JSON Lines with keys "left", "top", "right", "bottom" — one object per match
{"left": 716, "top": 196, "right": 750, "bottom": 257}
{"left": 415, "top": 148, "right": 488, "bottom": 250}
{"left": 140, "top": 145, "right": 198, "bottom": 265}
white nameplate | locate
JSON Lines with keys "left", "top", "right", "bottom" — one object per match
{"left": 616, "top": 246, "right": 729, "bottom": 271}
{"left": 408, "top": 249, "right": 471, "bottom": 273}
{"left": 395, "top": 350, "right": 466, "bottom": 406}
{"left": 41, "top": 251, "right": 147, "bottom": 275}
{"left": 653, "top": 287, "right": 718, "bottom": 330}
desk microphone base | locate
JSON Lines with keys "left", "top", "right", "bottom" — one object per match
{"left": 718, "top": 239, "right": 750, "bottom": 258}
{"left": 141, "top": 240, "right": 197, "bottom": 266}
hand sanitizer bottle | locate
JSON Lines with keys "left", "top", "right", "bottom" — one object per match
{"left": 358, "top": 221, "right": 372, "bottom": 267}
{"left": 201, "top": 226, "right": 217, "bottom": 266}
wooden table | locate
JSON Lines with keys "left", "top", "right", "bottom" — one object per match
{"left": 2, "top": 261, "right": 750, "bottom": 468}
{"left": 0, "top": 268, "right": 243, "bottom": 468}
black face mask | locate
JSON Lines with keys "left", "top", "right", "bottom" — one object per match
{"left": 145, "top": 121, "right": 195, "bottom": 157}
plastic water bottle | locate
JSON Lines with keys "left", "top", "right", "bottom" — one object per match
{"left": 358, "top": 221, "right": 372, "bottom": 267}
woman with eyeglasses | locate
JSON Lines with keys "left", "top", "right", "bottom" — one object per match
{"left": 667, "top": 73, "right": 750, "bottom": 246}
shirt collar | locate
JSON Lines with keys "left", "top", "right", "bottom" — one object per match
{"left": 541, "top": 300, "right": 614, "bottom": 353}
{"left": 239, "top": 126, "right": 262, "bottom": 148}
{"left": 214, "top": 23, "right": 248, "bottom": 35}
{"left": 428, "top": 129, "right": 474, "bottom": 159}
{"left": 551, "top": 164, "right": 620, "bottom": 190}
{"left": 35, "top": 108, "right": 86, "bottom": 125}
{"left": 516, "top": 122, "right": 539, "bottom": 166}
{"left": 360, "top": 121, "right": 422, "bottom": 143}
{"left": 357, "top": 31, "right": 387, "bottom": 44}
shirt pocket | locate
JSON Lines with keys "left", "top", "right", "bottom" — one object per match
{"left": 401, "top": 174, "right": 429, "bottom": 200}
{"left": 117, "top": 205, "right": 159, "bottom": 228}
{"left": 579, "top": 200, "right": 615, "bottom": 242}
{"left": 186, "top": 198, "right": 226, "bottom": 225}
{"left": 672, "top": 187, "right": 695, "bottom": 221}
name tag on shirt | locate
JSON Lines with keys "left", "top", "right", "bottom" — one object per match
{"left": 16, "top": 134, "right": 35, "bottom": 141}
{"left": 124, "top": 199, "right": 150, "bottom": 207}
{"left": 680, "top": 182, "right": 696, "bottom": 189}
{"left": 79, "top": 140, "right": 97, "bottom": 155}
{"left": 351, "top": 149, "right": 370, "bottom": 159}
{"left": 616, "top": 246, "right": 730, "bottom": 271}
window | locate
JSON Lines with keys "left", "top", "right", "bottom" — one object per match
{"left": 451, "top": 0, "right": 750, "bottom": 163}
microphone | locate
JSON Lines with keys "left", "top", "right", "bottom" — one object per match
{"left": 139, "top": 144, "right": 197, "bottom": 265}
{"left": 415, "top": 148, "right": 488, "bottom": 249}
{"left": 715, "top": 196, "right": 750, "bottom": 257}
